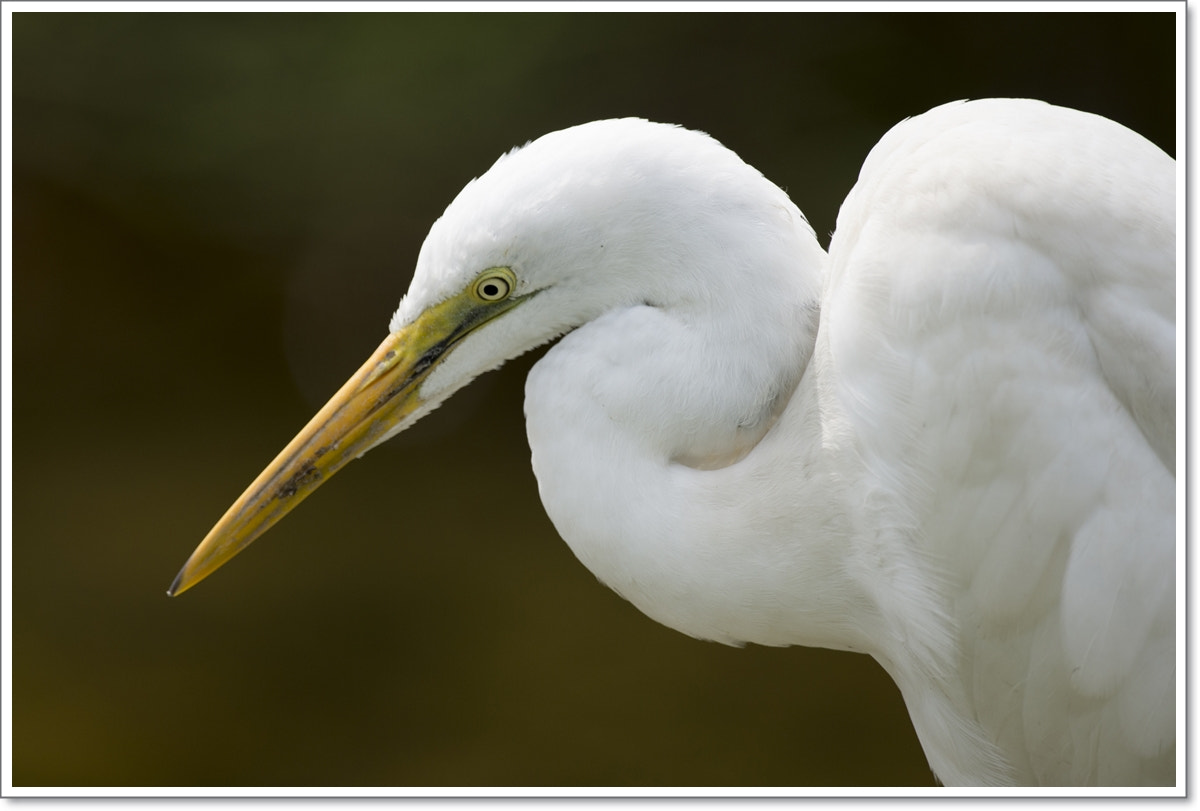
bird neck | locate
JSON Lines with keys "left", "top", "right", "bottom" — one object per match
{"left": 524, "top": 268, "right": 874, "bottom": 651}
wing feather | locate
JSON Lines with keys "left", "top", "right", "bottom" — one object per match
{"left": 825, "top": 99, "right": 1175, "bottom": 785}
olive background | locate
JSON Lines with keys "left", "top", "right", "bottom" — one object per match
{"left": 12, "top": 11, "right": 1176, "bottom": 789}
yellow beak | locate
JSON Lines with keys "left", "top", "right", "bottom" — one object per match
{"left": 169, "top": 280, "right": 522, "bottom": 596}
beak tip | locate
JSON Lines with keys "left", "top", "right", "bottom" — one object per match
{"left": 167, "top": 568, "right": 189, "bottom": 598}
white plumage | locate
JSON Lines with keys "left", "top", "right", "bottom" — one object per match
{"left": 173, "top": 99, "right": 1176, "bottom": 786}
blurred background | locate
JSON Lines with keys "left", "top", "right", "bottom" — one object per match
{"left": 12, "top": 10, "right": 1176, "bottom": 789}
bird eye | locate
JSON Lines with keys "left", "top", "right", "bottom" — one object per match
{"left": 474, "top": 268, "right": 515, "bottom": 302}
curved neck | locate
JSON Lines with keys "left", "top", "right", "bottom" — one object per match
{"left": 523, "top": 278, "right": 874, "bottom": 650}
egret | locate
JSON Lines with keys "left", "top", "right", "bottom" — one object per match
{"left": 169, "top": 99, "right": 1176, "bottom": 786}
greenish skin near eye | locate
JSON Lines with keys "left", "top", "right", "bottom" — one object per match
{"left": 474, "top": 268, "right": 515, "bottom": 302}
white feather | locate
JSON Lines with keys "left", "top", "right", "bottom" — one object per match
{"left": 386, "top": 100, "right": 1174, "bottom": 785}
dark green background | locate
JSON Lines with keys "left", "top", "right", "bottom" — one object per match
{"left": 13, "top": 11, "right": 1176, "bottom": 788}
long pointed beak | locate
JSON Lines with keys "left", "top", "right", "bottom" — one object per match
{"left": 168, "top": 329, "right": 425, "bottom": 596}
{"left": 169, "top": 284, "right": 523, "bottom": 597}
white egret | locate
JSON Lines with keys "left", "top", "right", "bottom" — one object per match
{"left": 169, "top": 99, "right": 1176, "bottom": 786}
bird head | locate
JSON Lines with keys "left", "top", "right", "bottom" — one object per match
{"left": 169, "top": 118, "right": 813, "bottom": 595}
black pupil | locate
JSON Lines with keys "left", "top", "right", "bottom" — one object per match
{"left": 482, "top": 282, "right": 501, "bottom": 298}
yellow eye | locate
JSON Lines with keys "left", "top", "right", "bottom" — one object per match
{"left": 474, "top": 268, "right": 515, "bottom": 302}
